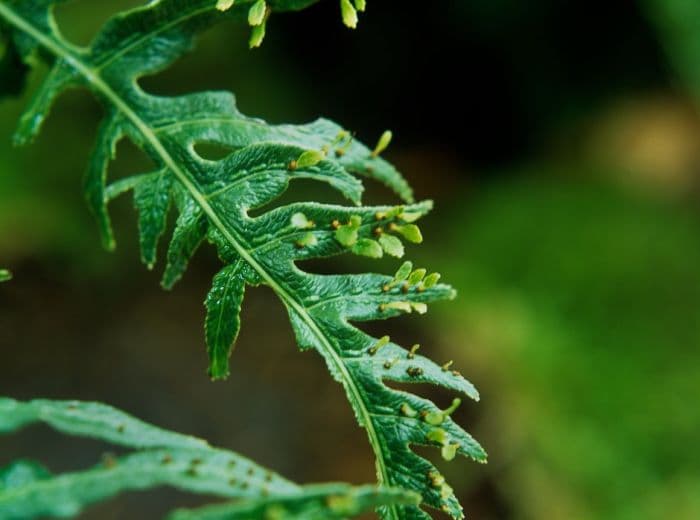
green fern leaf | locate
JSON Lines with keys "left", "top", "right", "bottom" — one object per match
{"left": 0, "top": 1, "right": 485, "bottom": 518}
{"left": 205, "top": 260, "right": 247, "bottom": 379}
{"left": 0, "top": 398, "right": 417, "bottom": 519}
{"left": 133, "top": 169, "right": 174, "bottom": 268}
{"left": 0, "top": 269, "right": 10, "bottom": 282}
{"left": 169, "top": 484, "right": 418, "bottom": 520}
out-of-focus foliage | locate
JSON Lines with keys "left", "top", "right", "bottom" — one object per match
{"left": 646, "top": 0, "right": 700, "bottom": 97}
{"left": 434, "top": 172, "right": 700, "bottom": 519}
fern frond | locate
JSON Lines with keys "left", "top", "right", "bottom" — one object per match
{"left": 0, "top": 269, "right": 10, "bottom": 282}
{"left": 0, "top": 1, "right": 485, "bottom": 518}
{"left": 170, "top": 484, "right": 416, "bottom": 520}
{"left": 0, "top": 397, "right": 418, "bottom": 519}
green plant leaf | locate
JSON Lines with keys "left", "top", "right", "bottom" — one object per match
{"left": 205, "top": 261, "right": 247, "bottom": 380}
{"left": 646, "top": 0, "right": 700, "bottom": 97}
{"left": 133, "top": 169, "right": 173, "bottom": 268}
{"left": 352, "top": 237, "right": 383, "bottom": 258}
{"left": 378, "top": 233, "right": 404, "bottom": 257}
{"left": 0, "top": 269, "right": 11, "bottom": 282}
{"left": 0, "top": 398, "right": 210, "bottom": 449}
{"left": 0, "top": 1, "right": 484, "bottom": 517}
{"left": 340, "top": 0, "right": 358, "bottom": 28}
{"left": 169, "top": 484, "right": 419, "bottom": 520}
{"left": 0, "top": 398, "right": 415, "bottom": 519}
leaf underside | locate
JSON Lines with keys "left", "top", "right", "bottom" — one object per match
{"left": 0, "top": 1, "right": 486, "bottom": 518}
{"left": 0, "top": 398, "right": 417, "bottom": 519}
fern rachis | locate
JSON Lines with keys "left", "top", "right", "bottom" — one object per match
{"left": 0, "top": 1, "right": 485, "bottom": 518}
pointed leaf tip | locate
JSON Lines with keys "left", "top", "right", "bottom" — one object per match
{"left": 394, "top": 261, "right": 413, "bottom": 281}
{"left": 372, "top": 130, "right": 392, "bottom": 157}
{"left": 392, "top": 223, "right": 422, "bottom": 244}
{"left": 423, "top": 272, "right": 441, "bottom": 288}
{"left": 408, "top": 268, "right": 426, "bottom": 285}
{"left": 205, "top": 263, "right": 246, "bottom": 380}
{"left": 216, "top": 0, "right": 235, "bottom": 11}
{"left": 133, "top": 171, "right": 172, "bottom": 268}
{"left": 340, "top": 0, "right": 358, "bottom": 28}
{"left": 249, "top": 23, "right": 266, "bottom": 48}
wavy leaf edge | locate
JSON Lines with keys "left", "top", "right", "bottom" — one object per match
{"left": 0, "top": 1, "right": 486, "bottom": 518}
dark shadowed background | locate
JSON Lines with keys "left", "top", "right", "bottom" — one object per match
{"left": 2, "top": 1, "right": 700, "bottom": 518}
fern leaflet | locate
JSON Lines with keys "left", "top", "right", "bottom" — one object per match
{"left": 0, "top": 397, "right": 416, "bottom": 519}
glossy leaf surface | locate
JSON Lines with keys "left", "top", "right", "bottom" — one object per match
{"left": 0, "top": 1, "right": 484, "bottom": 517}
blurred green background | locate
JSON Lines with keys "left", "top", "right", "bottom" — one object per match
{"left": 2, "top": 1, "right": 700, "bottom": 518}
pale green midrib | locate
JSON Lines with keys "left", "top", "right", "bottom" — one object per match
{"left": 207, "top": 170, "right": 358, "bottom": 203}
{"left": 205, "top": 169, "right": 272, "bottom": 200}
{"left": 0, "top": 457, "right": 285, "bottom": 504}
{"left": 93, "top": 4, "right": 213, "bottom": 72}
{"left": 0, "top": 5, "right": 397, "bottom": 517}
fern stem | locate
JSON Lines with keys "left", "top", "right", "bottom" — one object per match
{"left": 0, "top": 4, "right": 398, "bottom": 517}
